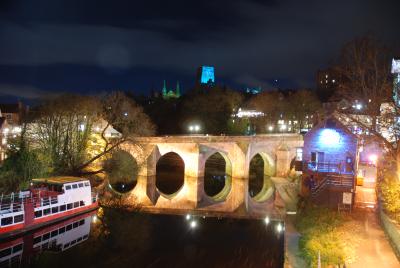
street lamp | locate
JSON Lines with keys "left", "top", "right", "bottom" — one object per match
{"left": 188, "top": 124, "right": 201, "bottom": 134}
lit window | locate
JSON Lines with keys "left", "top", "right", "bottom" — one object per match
{"left": 296, "top": 148, "right": 303, "bottom": 161}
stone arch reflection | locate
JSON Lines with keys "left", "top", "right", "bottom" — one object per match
{"left": 248, "top": 153, "right": 275, "bottom": 202}
{"left": 156, "top": 152, "right": 185, "bottom": 198}
{"left": 204, "top": 152, "right": 232, "bottom": 201}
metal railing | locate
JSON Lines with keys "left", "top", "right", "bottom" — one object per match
{"left": 311, "top": 174, "right": 355, "bottom": 198}
{"left": 304, "top": 161, "right": 354, "bottom": 175}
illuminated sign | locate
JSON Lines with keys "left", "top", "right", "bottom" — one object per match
{"left": 392, "top": 59, "right": 400, "bottom": 74}
{"left": 200, "top": 66, "right": 215, "bottom": 84}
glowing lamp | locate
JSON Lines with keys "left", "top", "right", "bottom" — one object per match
{"left": 276, "top": 223, "right": 283, "bottom": 233}
{"left": 185, "top": 214, "right": 191, "bottom": 221}
{"left": 190, "top": 220, "right": 197, "bottom": 228}
{"left": 264, "top": 216, "right": 270, "bottom": 225}
{"left": 368, "top": 154, "right": 378, "bottom": 164}
{"left": 319, "top": 129, "right": 341, "bottom": 146}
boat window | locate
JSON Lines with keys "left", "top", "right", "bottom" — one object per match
{"left": 78, "top": 183, "right": 84, "bottom": 188}
{"left": 73, "top": 222, "right": 79, "bottom": 228}
{"left": 84, "top": 182, "right": 90, "bottom": 187}
{"left": 59, "top": 226, "right": 66, "bottom": 234}
{"left": 43, "top": 233, "right": 50, "bottom": 240}
{"left": 33, "top": 236, "right": 42, "bottom": 244}
{"left": 42, "top": 242, "right": 49, "bottom": 250}
{"left": 64, "top": 243, "right": 70, "bottom": 249}
{"left": 66, "top": 185, "right": 71, "bottom": 190}
{"left": 51, "top": 198, "right": 58, "bottom": 204}
{"left": 35, "top": 210, "right": 43, "bottom": 218}
{"left": 79, "top": 219, "right": 85, "bottom": 226}
{"left": 1, "top": 217, "right": 13, "bottom": 226}
{"left": 42, "top": 197, "right": 50, "bottom": 206}
{"left": 72, "top": 184, "right": 78, "bottom": 189}
{"left": 51, "top": 207, "right": 59, "bottom": 214}
{"left": 60, "top": 205, "right": 66, "bottom": 212}
{"left": 74, "top": 202, "right": 79, "bottom": 208}
{"left": 12, "top": 244, "right": 23, "bottom": 253}
{"left": 43, "top": 208, "right": 51, "bottom": 215}
{"left": 0, "top": 248, "right": 11, "bottom": 258}
{"left": 67, "top": 203, "right": 73, "bottom": 210}
{"left": 83, "top": 234, "right": 89, "bottom": 239}
{"left": 77, "top": 237, "right": 82, "bottom": 242}
{"left": 51, "top": 230, "right": 58, "bottom": 237}
{"left": 14, "top": 214, "right": 24, "bottom": 223}
{"left": 70, "top": 240, "right": 76, "bottom": 246}
{"left": 80, "top": 201, "right": 85, "bottom": 206}
{"left": 66, "top": 224, "right": 72, "bottom": 231}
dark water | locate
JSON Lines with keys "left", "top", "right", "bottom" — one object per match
{"left": 0, "top": 208, "right": 284, "bottom": 268}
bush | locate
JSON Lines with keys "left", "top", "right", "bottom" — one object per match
{"left": 296, "top": 207, "right": 358, "bottom": 266}
{"left": 380, "top": 170, "right": 400, "bottom": 222}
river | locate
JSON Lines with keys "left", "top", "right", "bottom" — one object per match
{"left": 0, "top": 208, "right": 284, "bottom": 267}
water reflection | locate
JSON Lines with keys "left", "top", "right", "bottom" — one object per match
{"left": 0, "top": 211, "right": 94, "bottom": 267}
{"left": 0, "top": 209, "right": 284, "bottom": 268}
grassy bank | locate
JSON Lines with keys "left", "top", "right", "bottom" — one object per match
{"left": 295, "top": 207, "right": 361, "bottom": 267}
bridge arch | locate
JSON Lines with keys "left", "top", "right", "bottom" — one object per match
{"left": 248, "top": 152, "right": 275, "bottom": 202}
{"left": 155, "top": 151, "right": 185, "bottom": 199}
{"left": 104, "top": 149, "right": 139, "bottom": 194}
{"left": 203, "top": 152, "right": 232, "bottom": 202}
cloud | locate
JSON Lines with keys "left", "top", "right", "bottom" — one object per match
{"left": 0, "top": 0, "right": 399, "bottom": 89}
{"left": 0, "top": 84, "right": 62, "bottom": 99}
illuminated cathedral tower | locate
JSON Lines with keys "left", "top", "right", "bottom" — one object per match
{"left": 162, "top": 80, "right": 181, "bottom": 100}
{"left": 392, "top": 58, "right": 400, "bottom": 106}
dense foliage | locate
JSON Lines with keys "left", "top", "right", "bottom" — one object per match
{"left": 296, "top": 207, "right": 358, "bottom": 266}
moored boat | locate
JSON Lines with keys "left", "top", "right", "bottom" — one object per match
{"left": 0, "top": 177, "right": 98, "bottom": 239}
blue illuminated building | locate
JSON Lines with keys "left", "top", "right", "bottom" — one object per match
{"left": 245, "top": 86, "right": 262, "bottom": 95}
{"left": 392, "top": 58, "right": 400, "bottom": 106}
{"left": 300, "top": 117, "right": 359, "bottom": 207}
{"left": 197, "top": 66, "right": 215, "bottom": 85}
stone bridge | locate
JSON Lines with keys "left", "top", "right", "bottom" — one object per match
{"left": 118, "top": 134, "right": 303, "bottom": 216}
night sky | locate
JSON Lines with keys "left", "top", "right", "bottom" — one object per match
{"left": 0, "top": 0, "right": 399, "bottom": 102}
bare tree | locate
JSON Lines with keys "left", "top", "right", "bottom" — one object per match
{"left": 333, "top": 36, "right": 399, "bottom": 177}
{"left": 29, "top": 92, "right": 155, "bottom": 176}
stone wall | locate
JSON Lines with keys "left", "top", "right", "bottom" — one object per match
{"left": 117, "top": 134, "right": 303, "bottom": 215}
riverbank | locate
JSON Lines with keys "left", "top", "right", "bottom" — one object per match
{"left": 293, "top": 207, "right": 399, "bottom": 267}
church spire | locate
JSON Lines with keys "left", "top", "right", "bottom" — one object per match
{"left": 162, "top": 80, "right": 167, "bottom": 96}
{"left": 176, "top": 81, "right": 181, "bottom": 97}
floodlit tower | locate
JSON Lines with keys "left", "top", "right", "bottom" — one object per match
{"left": 392, "top": 58, "right": 400, "bottom": 106}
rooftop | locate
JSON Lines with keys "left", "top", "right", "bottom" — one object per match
{"left": 32, "top": 176, "right": 87, "bottom": 185}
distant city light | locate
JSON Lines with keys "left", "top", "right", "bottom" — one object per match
{"left": 190, "top": 220, "right": 197, "bottom": 228}
{"left": 355, "top": 103, "right": 362, "bottom": 110}
{"left": 276, "top": 223, "right": 283, "bottom": 233}
{"left": 268, "top": 126, "right": 274, "bottom": 131}
{"left": 264, "top": 216, "right": 270, "bottom": 225}
{"left": 236, "top": 109, "right": 264, "bottom": 118}
{"left": 188, "top": 124, "right": 201, "bottom": 133}
{"left": 185, "top": 214, "right": 191, "bottom": 220}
